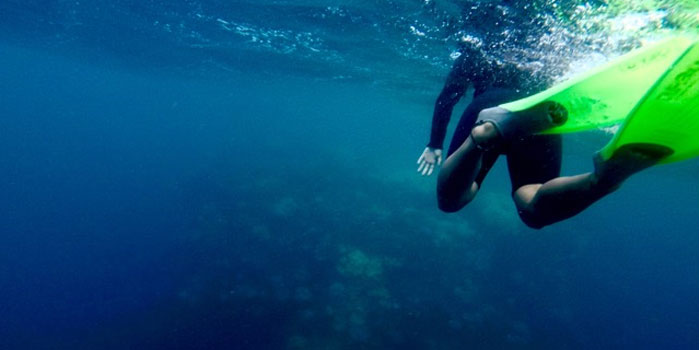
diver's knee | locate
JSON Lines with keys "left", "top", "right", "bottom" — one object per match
{"left": 437, "top": 194, "right": 468, "bottom": 212}
{"left": 512, "top": 185, "right": 548, "bottom": 229}
{"left": 517, "top": 209, "right": 547, "bottom": 230}
{"left": 437, "top": 200, "right": 461, "bottom": 213}
{"left": 437, "top": 182, "right": 478, "bottom": 213}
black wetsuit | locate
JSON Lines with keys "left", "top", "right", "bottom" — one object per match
{"left": 428, "top": 47, "right": 562, "bottom": 193}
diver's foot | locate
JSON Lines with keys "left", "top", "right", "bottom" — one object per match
{"left": 593, "top": 143, "right": 673, "bottom": 191}
{"left": 476, "top": 101, "right": 568, "bottom": 142}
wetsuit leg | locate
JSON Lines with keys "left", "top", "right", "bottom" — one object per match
{"left": 506, "top": 134, "right": 563, "bottom": 194}
{"left": 446, "top": 88, "right": 524, "bottom": 187}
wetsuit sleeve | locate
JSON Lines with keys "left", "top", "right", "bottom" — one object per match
{"left": 427, "top": 54, "right": 471, "bottom": 150}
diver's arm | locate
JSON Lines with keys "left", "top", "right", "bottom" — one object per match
{"left": 417, "top": 53, "right": 470, "bottom": 177}
{"left": 427, "top": 57, "right": 470, "bottom": 150}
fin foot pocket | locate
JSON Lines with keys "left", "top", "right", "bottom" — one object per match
{"left": 594, "top": 143, "right": 673, "bottom": 189}
{"left": 476, "top": 101, "right": 568, "bottom": 141}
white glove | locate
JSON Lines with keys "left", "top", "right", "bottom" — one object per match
{"left": 416, "top": 147, "right": 443, "bottom": 176}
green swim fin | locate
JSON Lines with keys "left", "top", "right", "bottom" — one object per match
{"left": 599, "top": 41, "right": 699, "bottom": 165}
{"left": 499, "top": 36, "right": 696, "bottom": 133}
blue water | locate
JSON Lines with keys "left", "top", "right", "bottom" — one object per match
{"left": 0, "top": 1, "right": 697, "bottom": 349}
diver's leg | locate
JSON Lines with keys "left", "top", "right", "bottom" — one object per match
{"left": 513, "top": 173, "right": 606, "bottom": 229}
{"left": 437, "top": 122, "right": 499, "bottom": 212}
{"left": 437, "top": 88, "right": 524, "bottom": 213}
{"left": 513, "top": 143, "right": 672, "bottom": 228}
{"left": 437, "top": 88, "right": 520, "bottom": 212}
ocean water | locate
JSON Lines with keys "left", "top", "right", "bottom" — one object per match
{"left": 0, "top": 1, "right": 697, "bottom": 349}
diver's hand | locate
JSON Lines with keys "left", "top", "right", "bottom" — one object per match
{"left": 417, "top": 147, "right": 442, "bottom": 176}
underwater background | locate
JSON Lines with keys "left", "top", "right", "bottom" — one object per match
{"left": 0, "top": 1, "right": 697, "bottom": 349}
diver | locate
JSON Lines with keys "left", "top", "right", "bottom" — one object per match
{"left": 416, "top": 43, "right": 670, "bottom": 229}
